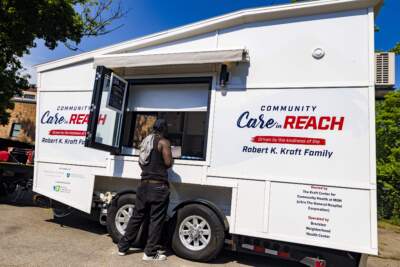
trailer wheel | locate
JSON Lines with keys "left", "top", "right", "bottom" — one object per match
{"left": 171, "top": 204, "right": 225, "bottom": 262}
{"left": 106, "top": 193, "right": 147, "bottom": 246}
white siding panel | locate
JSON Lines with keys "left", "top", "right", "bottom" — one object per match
{"left": 35, "top": 162, "right": 104, "bottom": 213}
{"left": 40, "top": 61, "right": 95, "bottom": 91}
{"left": 268, "top": 182, "right": 373, "bottom": 254}
{"left": 37, "top": 90, "right": 108, "bottom": 166}
{"left": 125, "top": 31, "right": 217, "bottom": 55}
{"left": 107, "top": 157, "right": 205, "bottom": 184}
{"left": 208, "top": 87, "right": 371, "bottom": 189}
{"left": 234, "top": 180, "right": 266, "bottom": 233}
{"left": 217, "top": 9, "right": 370, "bottom": 87}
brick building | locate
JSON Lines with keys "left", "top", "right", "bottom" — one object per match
{"left": 0, "top": 88, "right": 36, "bottom": 144}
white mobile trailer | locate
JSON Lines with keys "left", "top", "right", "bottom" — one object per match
{"left": 34, "top": 0, "right": 382, "bottom": 265}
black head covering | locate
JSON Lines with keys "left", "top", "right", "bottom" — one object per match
{"left": 153, "top": 118, "right": 168, "bottom": 136}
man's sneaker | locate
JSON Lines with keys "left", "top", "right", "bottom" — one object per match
{"left": 118, "top": 251, "right": 127, "bottom": 256}
{"left": 157, "top": 249, "right": 167, "bottom": 255}
{"left": 142, "top": 252, "right": 167, "bottom": 261}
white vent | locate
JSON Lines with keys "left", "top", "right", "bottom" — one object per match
{"left": 375, "top": 52, "right": 395, "bottom": 87}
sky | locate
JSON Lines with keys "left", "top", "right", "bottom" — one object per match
{"left": 21, "top": 0, "right": 400, "bottom": 87}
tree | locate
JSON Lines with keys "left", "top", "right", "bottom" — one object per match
{"left": 390, "top": 43, "right": 400, "bottom": 54}
{"left": 0, "top": 0, "right": 125, "bottom": 125}
{"left": 376, "top": 91, "right": 400, "bottom": 223}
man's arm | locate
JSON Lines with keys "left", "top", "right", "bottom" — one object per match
{"left": 158, "top": 139, "right": 174, "bottom": 168}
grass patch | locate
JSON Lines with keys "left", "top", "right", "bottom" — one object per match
{"left": 379, "top": 220, "right": 400, "bottom": 233}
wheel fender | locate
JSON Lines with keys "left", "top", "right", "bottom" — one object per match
{"left": 110, "top": 189, "right": 136, "bottom": 207}
{"left": 172, "top": 199, "right": 229, "bottom": 231}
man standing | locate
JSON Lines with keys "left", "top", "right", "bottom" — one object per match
{"left": 118, "top": 118, "right": 173, "bottom": 261}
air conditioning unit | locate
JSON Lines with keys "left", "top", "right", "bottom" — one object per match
{"left": 375, "top": 52, "right": 396, "bottom": 88}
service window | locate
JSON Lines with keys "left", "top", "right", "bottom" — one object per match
{"left": 85, "top": 66, "right": 128, "bottom": 153}
{"left": 121, "top": 79, "right": 211, "bottom": 161}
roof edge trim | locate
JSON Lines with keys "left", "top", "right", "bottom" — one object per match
{"left": 36, "top": 0, "right": 382, "bottom": 73}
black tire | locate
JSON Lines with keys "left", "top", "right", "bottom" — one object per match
{"left": 106, "top": 193, "right": 147, "bottom": 246}
{"left": 0, "top": 182, "right": 8, "bottom": 197}
{"left": 171, "top": 204, "right": 225, "bottom": 262}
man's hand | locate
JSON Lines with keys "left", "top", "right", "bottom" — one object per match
{"left": 158, "top": 139, "right": 174, "bottom": 168}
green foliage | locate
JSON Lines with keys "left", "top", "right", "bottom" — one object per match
{"left": 0, "top": 0, "right": 124, "bottom": 125}
{"left": 376, "top": 91, "right": 400, "bottom": 223}
{"left": 390, "top": 42, "right": 400, "bottom": 55}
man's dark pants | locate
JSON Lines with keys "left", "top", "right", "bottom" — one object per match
{"left": 118, "top": 181, "right": 170, "bottom": 256}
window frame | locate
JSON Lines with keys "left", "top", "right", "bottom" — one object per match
{"left": 119, "top": 76, "right": 213, "bottom": 161}
{"left": 85, "top": 66, "right": 129, "bottom": 154}
{"left": 10, "top": 122, "right": 22, "bottom": 138}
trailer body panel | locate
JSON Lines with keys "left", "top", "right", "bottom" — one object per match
{"left": 33, "top": 1, "right": 379, "bottom": 256}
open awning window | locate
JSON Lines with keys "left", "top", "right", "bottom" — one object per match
{"left": 93, "top": 49, "right": 247, "bottom": 69}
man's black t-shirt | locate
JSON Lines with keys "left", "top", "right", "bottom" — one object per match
{"left": 140, "top": 135, "right": 168, "bottom": 182}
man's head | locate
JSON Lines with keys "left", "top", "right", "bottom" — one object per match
{"left": 153, "top": 118, "right": 168, "bottom": 136}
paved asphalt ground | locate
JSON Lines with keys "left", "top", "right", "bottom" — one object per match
{"left": 1, "top": 191, "right": 399, "bottom": 267}
{"left": 0, "top": 192, "right": 303, "bottom": 267}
